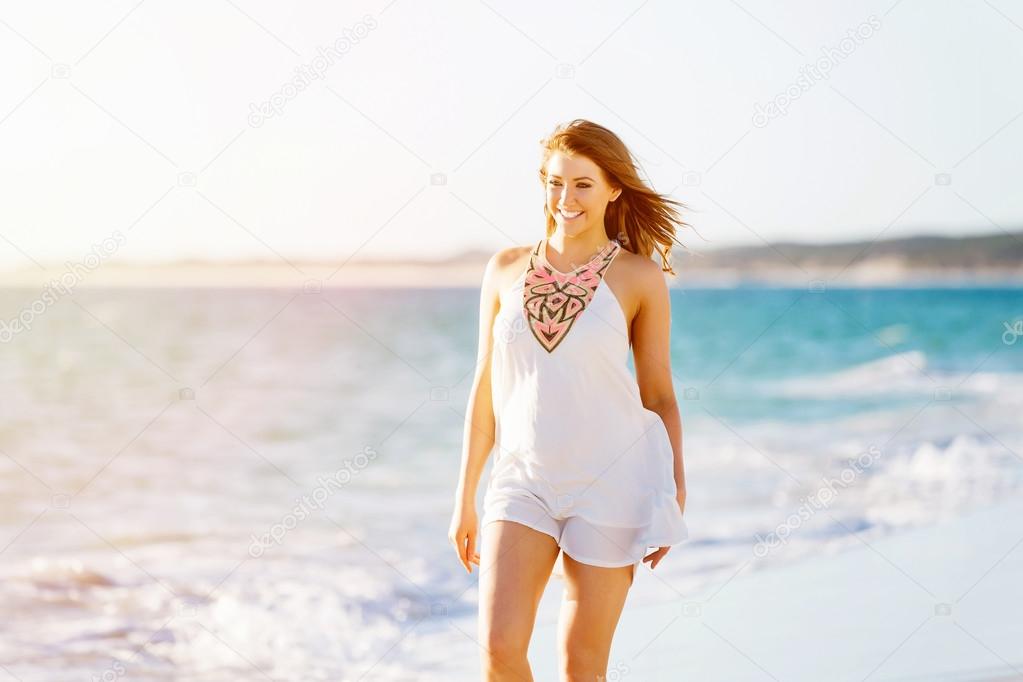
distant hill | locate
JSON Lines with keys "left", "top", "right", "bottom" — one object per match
{"left": 678, "top": 230, "right": 1023, "bottom": 269}
{"left": 666, "top": 230, "right": 1023, "bottom": 285}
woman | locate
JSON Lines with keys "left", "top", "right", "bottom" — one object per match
{"left": 449, "top": 118, "right": 691, "bottom": 680}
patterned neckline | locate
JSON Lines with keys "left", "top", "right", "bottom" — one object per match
{"left": 522, "top": 237, "right": 621, "bottom": 353}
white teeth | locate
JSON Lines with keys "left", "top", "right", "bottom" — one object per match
{"left": 559, "top": 209, "right": 582, "bottom": 219}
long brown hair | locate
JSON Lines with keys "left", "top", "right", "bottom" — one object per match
{"left": 538, "top": 119, "right": 693, "bottom": 276}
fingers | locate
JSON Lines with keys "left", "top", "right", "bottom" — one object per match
{"left": 460, "top": 537, "right": 471, "bottom": 573}
{"left": 467, "top": 531, "right": 478, "bottom": 570}
{"left": 449, "top": 532, "right": 470, "bottom": 573}
{"left": 641, "top": 546, "right": 671, "bottom": 570}
{"left": 450, "top": 531, "right": 481, "bottom": 573}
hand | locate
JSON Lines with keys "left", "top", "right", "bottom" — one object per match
{"left": 644, "top": 486, "right": 685, "bottom": 571}
{"left": 448, "top": 503, "right": 481, "bottom": 574}
{"left": 643, "top": 546, "right": 671, "bottom": 570}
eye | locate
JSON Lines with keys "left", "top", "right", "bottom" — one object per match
{"left": 578, "top": 184, "right": 591, "bottom": 188}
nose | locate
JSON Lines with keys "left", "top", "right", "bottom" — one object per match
{"left": 557, "top": 185, "right": 576, "bottom": 206}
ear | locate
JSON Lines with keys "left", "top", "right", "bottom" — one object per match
{"left": 610, "top": 188, "right": 622, "bottom": 202}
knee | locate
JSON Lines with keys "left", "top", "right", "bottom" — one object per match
{"left": 560, "top": 645, "right": 607, "bottom": 681}
{"left": 480, "top": 627, "right": 530, "bottom": 669}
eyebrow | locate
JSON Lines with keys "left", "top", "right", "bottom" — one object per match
{"left": 549, "top": 174, "right": 594, "bottom": 181}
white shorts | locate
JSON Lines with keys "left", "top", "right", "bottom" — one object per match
{"left": 480, "top": 491, "right": 652, "bottom": 571}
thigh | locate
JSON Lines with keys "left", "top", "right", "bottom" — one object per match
{"left": 478, "top": 519, "right": 561, "bottom": 648}
{"left": 557, "top": 552, "right": 636, "bottom": 670}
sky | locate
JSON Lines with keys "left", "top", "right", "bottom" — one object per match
{"left": 1, "top": 0, "right": 1022, "bottom": 269}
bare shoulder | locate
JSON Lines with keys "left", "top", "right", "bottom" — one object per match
{"left": 493, "top": 243, "right": 533, "bottom": 270}
{"left": 616, "top": 247, "right": 664, "bottom": 278}
{"left": 484, "top": 244, "right": 534, "bottom": 297}
{"left": 606, "top": 247, "right": 667, "bottom": 322}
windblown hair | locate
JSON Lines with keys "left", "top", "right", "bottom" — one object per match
{"left": 538, "top": 119, "right": 693, "bottom": 276}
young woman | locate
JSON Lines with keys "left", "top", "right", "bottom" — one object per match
{"left": 449, "top": 119, "right": 691, "bottom": 681}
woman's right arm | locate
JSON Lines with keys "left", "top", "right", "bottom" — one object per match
{"left": 448, "top": 251, "right": 504, "bottom": 573}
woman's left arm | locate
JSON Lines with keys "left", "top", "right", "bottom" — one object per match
{"left": 630, "top": 259, "right": 686, "bottom": 512}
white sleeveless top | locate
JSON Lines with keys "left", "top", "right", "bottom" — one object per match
{"left": 482, "top": 236, "right": 688, "bottom": 569}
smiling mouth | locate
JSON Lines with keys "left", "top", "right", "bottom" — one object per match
{"left": 558, "top": 208, "right": 583, "bottom": 220}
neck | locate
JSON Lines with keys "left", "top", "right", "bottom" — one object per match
{"left": 547, "top": 230, "right": 611, "bottom": 265}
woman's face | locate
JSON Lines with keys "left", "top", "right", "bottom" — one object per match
{"left": 543, "top": 151, "right": 621, "bottom": 237}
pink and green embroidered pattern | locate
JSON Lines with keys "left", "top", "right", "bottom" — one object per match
{"left": 522, "top": 238, "right": 621, "bottom": 353}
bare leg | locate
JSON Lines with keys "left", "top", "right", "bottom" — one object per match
{"left": 478, "top": 520, "right": 561, "bottom": 681}
{"left": 557, "top": 553, "right": 636, "bottom": 681}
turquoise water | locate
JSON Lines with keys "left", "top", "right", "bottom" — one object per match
{"left": 1, "top": 285, "right": 1020, "bottom": 679}
{"left": 661, "top": 286, "right": 1023, "bottom": 420}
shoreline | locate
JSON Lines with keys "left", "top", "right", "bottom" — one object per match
{"left": 524, "top": 496, "right": 1023, "bottom": 680}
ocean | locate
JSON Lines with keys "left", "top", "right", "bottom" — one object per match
{"left": 1, "top": 285, "right": 1020, "bottom": 680}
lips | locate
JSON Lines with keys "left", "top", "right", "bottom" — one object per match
{"left": 558, "top": 208, "right": 583, "bottom": 220}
